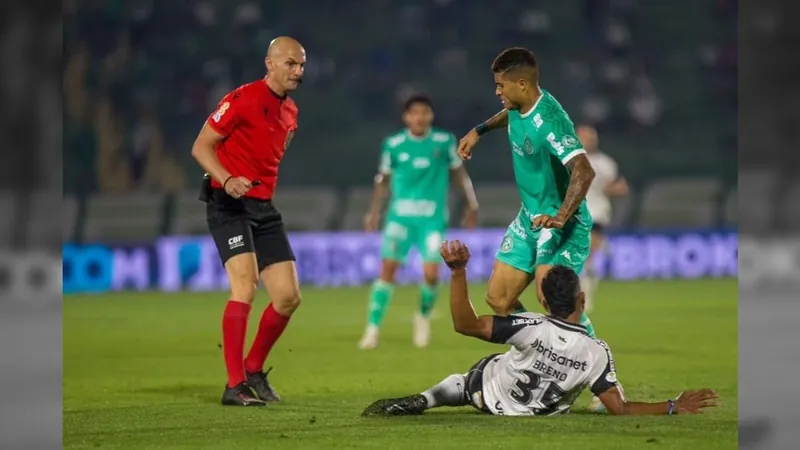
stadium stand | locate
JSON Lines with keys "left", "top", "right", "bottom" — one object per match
{"left": 61, "top": 0, "right": 744, "bottom": 239}
{"left": 637, "top": 178, "right": 722, "bottom": 230}
{"left": 83, "top": 193, "right": 165, "bottom": 244}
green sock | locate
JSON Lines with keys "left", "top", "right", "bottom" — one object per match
{"left": 367, "top": 280, "right": 394, "bottom": 327}
{"left": 419, "top": 283, "right": 439, "bottom": 317}
{"left": 580, "top": 312, "right": 597, "bottom": 338}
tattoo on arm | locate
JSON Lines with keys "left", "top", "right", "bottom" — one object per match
{"left": 557, "top": 155, "right": 595, "bottom": 220}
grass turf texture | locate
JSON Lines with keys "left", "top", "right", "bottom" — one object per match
{"left": 64, "top": 279, "right": 737, "bottom": 449}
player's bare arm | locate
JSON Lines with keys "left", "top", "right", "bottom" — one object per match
{"left": 450, "top": 166, "right": 479, "bottom": 228}
{"left": 458, "top": 109, "right": 509, "bottom": 160}
{"left": 533, "top": 154, "right": 595, "bottom": 229}
{"left": 440, "top": 240, "right": 496, "bottom": 341}
{"left": 365, "top": 172, "right": 391, "bottom": 232}
{"left": 191, "top": 123, "right": 253, "bottom": 198}
{"left": 597, "top": 386, "right": 718, "bottom": 416}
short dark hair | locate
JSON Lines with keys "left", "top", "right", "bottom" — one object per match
{"left": 541, "top": 265, "right": 581, "bottom": 319}
{"left": 491, "top": 47, "right": 538, "bottom": 82}
{"left": 403, "top": 93, "right": 433, "bottom": 112}
{"left": 492, "top": 47, "right": 537, "bottom": 72}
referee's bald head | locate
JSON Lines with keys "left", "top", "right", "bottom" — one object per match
{"left": 267, "top": 36, "right": 304, "bottom": 58}
{"left": 265, "top": 36, "right": 306, "bottom": 93}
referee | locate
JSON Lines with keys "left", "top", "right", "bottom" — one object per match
{"left": 191, "top": 37, "right": 306, "bottom": 407}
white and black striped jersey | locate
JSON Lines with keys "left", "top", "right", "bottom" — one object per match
{"left": 586, "top": 151, "right": 619, "bottom": 227}
{"left": 478, "top": 312, "right": 618, "bottom": 416}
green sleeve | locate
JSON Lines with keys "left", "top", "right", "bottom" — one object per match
{"left": 541, "top": 116, "right": 586, "bottom": 165}
{"left": 378, "top": 139, "right": 393, "bottom": 174}
{"left": 447, "top": 133, "right": 462, "bottom": 169}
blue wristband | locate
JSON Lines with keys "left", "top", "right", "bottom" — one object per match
{"left": 667, "top": 399, "right": 675, "bottom": 415}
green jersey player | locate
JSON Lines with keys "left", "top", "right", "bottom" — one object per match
{"left": 457, "top": 47, "right": 598, "bottom": 338}
{"left": 359, "top": 94, "right": 479, "bottom": 350}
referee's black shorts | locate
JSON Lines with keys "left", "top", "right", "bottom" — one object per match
{"left": 205, "top": 188, "right": 295, "bottom": 272}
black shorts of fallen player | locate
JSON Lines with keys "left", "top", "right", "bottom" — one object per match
{"left": 206, "top": 189, "right": 295, "bottom": 272}
{"left": 464, "top": 353, "right": 502, "bottom": 414}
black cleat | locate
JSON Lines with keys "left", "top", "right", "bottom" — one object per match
{"left": 221, "top": 382, "right": 267, "bottom": 407}
{"left": 362, "top": 394, "right": 428, "bottom": 417}
{"left": 246, "top": 367, "right": 281, "bottom": 402}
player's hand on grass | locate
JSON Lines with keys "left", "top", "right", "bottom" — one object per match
{"left": 461, "top": 206, "right": 478, "bottom": 229}
{"left": 532, "top": 214, "right": 567, "bottom": 229}
{"left": 364, "top": 210, "right": 381, "bottom": 232}
{"left": 457, "top": 129, "right": 480, "bottom": 160}
{"left": 440, "top": 240, "right": 470, "bottom": 270}
{"left": 674, "top": 389, "right": 719, "bottom": 414}
{"left": 224, "top": 176, "right": 254, "bottom": 199}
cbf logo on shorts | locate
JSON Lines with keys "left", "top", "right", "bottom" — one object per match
{"left": 500, "top": 235, "right": 514, "bottom": 253}
{"left": 228, "top": 235, "right": 244, "bottom": 250}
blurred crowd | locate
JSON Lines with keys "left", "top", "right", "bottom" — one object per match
{"left": 63, "top": 0, "right": 737, "bottom": 195}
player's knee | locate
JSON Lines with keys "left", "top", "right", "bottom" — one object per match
{"left": 485, "top": 291, "right": 511, "bottom": 315}
{"left": 379, "top": 260, "right": 400, "bottom": 284}
{"left": 225, "top": 254, "right": 259, "bottom": 303}
{"left": 273, "top": 290, "right": 302, "bottom": 316}
{"left": 228, "top": 273, "right": 258, "bottom": 304}
{"left": 423, "top": 265, "right": 440, "bottom": 286}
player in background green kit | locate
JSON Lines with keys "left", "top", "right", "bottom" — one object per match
{"left": 360, "top": 94, "right": 480, "bottom": 349}
{"left": 457, "top": 47, "right": 599, "bottom": 338}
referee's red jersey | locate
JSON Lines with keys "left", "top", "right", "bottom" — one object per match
{"left": 206, "top": 80, "right": 298, "bottom": 200}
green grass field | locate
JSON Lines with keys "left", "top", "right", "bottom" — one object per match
{"left": 64, "top": 279, "right": 737, "bottom": 449}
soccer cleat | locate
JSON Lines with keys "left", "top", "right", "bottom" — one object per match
{"left": 413, "top": 312, "right": 431, "bottom": 348}
{"left": 221, "top": 382, "right": 267, "bottom": 407}
{"left": 362, "top": 394, "right": 429, "bottom": 417}
{"left": 359, "top": 325, "right": 380, "bottom": 350}
{"left": 246, "top": 367, "right": 281, "bottom": 402}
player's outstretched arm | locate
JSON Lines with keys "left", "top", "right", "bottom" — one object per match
{"left": 458, "top": 110, "right": 509, "bottom": 160}
{"left": 441, "top": 240, "right": 508, "bottom": 342}
{"left": 597, "top": 386, "right": 719, "bottom": 416}
{"left": 475, "top": 109, "right": 509, "bottom": 135}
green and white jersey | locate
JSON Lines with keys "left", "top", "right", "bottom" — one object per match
{"left": 379, "top": 128, "right": 461, "bottom": 221}
{"left": 507, "top": 89, "right": 592, "bottom": 226}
